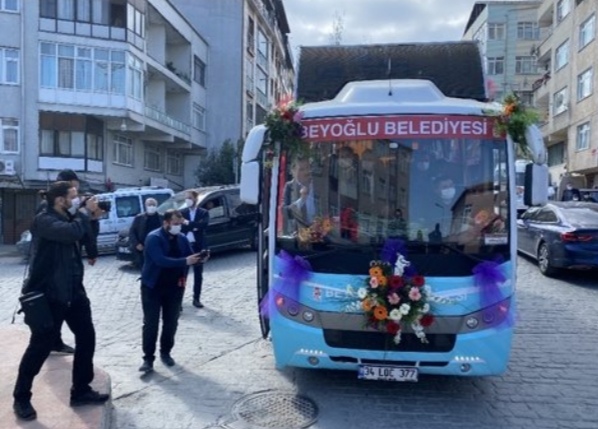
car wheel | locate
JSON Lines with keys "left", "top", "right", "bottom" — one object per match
{"left": 537, "top": 242, "right": 557, "bottom": 277}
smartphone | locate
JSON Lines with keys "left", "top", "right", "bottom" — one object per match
{"left": 198, "top": 249, "right": 210, "bottom": 258}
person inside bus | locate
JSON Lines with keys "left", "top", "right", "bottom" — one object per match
{"left": 562, "top": 183, "right": 581, "bottom": 201}
{"left": 283, "top": 157, "right": 316, "bottom": 233}
{"left": 429, "top": 175, "right": 459, "bottom": 238}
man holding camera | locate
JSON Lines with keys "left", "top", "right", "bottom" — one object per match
{"left": 14, "top": 181, "right": 109, "bottom": 420}
{"left": 138, "top": 209, "right": 206, "bottom": 373}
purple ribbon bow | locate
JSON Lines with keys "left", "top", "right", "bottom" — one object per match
{"left": 473, "top": 260, "right": 512, "bottom": 327}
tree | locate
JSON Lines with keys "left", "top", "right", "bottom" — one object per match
{"left": 195, "top": 139, "right": 244, "bottom": 186}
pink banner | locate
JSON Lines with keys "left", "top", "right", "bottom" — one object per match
{"left": 301, "top": 115, "right": 498, "bottom": 142}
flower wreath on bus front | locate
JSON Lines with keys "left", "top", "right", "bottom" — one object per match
{"left": 483, "top": 93, "right": 539, "bottom": 156}
{"left": 357, "top": 251, "right": 434, "bottom": 345}
{"left": 264, "top": 95, "right": 307, "bottom": 160}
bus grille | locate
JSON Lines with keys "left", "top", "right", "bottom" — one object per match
{"left": 323, "top": 329, "right": 456, "bottom": 353}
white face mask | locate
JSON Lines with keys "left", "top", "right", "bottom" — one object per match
{"left": 567, "top": 185, "right": 573, "bottom": 190}
{"left": 169, "top": 224, "right": 182, "bottom": 235}
{"left": 146, "top": 206, "right": 157, "bottom": 214}
{"left": 185, "top": 198, "right": 195, "bottom": 208}
{"left": 441, "top": 188, "right": 456, "bottom": 201}
{"left": 68, "top": 197, "right": 81, "bottom": 215}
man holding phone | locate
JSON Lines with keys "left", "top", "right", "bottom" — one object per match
{"left": 180, "top": 191, "right": 210, "bottom": 308}
{"left": 138, "top": 209, "right": 205, "bottom": 373}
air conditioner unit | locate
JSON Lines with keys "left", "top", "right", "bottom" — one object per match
{"left": 0, "top": 159, "right": 16, "bottom": 176}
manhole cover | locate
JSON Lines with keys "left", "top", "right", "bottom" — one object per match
{"left": 231, "top": 391, "right": 318, "bottom": 429}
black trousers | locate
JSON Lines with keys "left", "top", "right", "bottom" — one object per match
{"left": 141, "top": 284, "right": 184, "bottom": 361}
{"left": 14, "top": 294, "right": 96, "bottom": 401}
{"left": 134, "top": 250, "right": 145, "bottom": 270}
{"left": 191, "top": 243, "right": 204, "bottom": 301}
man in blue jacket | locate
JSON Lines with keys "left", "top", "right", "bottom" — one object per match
{"left": 138, "top": 209, "right": 203, "bottom": 373}
{"left": 180, "top": 190, "right": 210, "bottom": 308}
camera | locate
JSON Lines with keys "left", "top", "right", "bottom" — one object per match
{"left": 81, "top": 195, "right": 111, "bottom": 213}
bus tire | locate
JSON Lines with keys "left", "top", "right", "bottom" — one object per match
{"left": 537, "top": 242, "right": 557, "bottom": 277}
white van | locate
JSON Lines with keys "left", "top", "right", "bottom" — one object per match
{"left": 95, "top": 186, "right": 174, "bottom": 252}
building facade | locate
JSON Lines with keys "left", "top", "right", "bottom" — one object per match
{"left": 170, "top": 0, "right": 294, "bottom": 150}
{"left": 0, "top": 0, "right": 209, "bottom": 244}
{"left": 534, "top": 0, "right": 597, "bottom": 189}
{"left": 463, "top": 1, "right": 544, "bottom": 105}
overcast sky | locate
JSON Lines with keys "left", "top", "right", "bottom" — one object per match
{"left": 284, "top": 0, "right": 478, "bottom": 54}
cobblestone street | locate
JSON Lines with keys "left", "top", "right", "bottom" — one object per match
{"left": 1, "top": 250, "right": 598, "bottom": 429}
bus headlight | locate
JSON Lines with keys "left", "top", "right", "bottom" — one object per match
{"left": 302, "top": 311, "right": 315, "bottom": 323}
{"left": 465, "top": 317, "right": 479, "bottom": 329}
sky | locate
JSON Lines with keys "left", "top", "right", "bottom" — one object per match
{"left": 283, "top": 0, "right": 479, "bottom": 54}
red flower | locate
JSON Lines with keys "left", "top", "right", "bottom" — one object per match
{"left": 412, "top": 275, "right": 425, "bottom": 287}
{"left": 420, "top": 314, "right": 435, "bottom": 327}
{"left": 386, "top": 321, "right": 400, "bottom": 335}
{"left": 389, "top": 275, "right": 404, "bottom": 289}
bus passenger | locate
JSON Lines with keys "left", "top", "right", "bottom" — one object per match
{"left": 283, "top": 157, "right": 316, "bottom": 233}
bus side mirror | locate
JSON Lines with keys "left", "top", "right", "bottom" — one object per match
{"left": 240, "top": 161, "right": 260, "bottom": 205}
{"left": 524, "top": 163, "right": 549, "bottom": 207}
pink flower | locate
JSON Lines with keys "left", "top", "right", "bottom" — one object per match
{"left": 369, "top": 276, "right": 379, "bottom": 289}
{"left": 388, "top": 293, "right": 400, "bottom": 305}
{"left": 293, "top": 110, "right": 304, "bottom": 122}
{"left": 408, "top": 288, "right": 422, "bottom": 301}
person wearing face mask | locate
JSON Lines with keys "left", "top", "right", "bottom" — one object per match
{"left": 138, "top": 209, "right": 203, "bottom": 373}
{"left": 34, "top": 170, "right": 101, "bottom": 356}
{"left": 180, "top": 191, "right": 210, "bottom": 308}
{"left": 13, "top": 181, "right": 109, "bottom": 421}
{"left": 561, "top": 183, "right": 581, "bottom": 202}
{"left": 431, "top": 175, "right": 459, "bottom": 238}
{"left": 129, "top": 198, "right": 162, "bottom": 270}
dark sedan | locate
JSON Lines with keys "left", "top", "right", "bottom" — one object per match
{"left": 517, "top": 202, "right": 598, "bottom": 276}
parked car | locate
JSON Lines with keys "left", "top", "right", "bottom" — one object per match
{"left": 115, "top": 185, "right": 258, "bottom": 262}
{"left": 517, "top": 202, "right": 598, "bottom": 276}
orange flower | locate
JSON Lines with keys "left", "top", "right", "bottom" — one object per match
{"left": 376, "top": 275, "right": 388, "bottom": 287}
{"left": 362, "top": 299, "right": 373, "bottom": 312}
{"left": 373, "top": 306, "right": 388, "bottom": 321}
{"left": 369, "top": 266, "right": 383, "bottom": 277}
{"left": 504, "top": 103, "right": 516, "bottom": 115}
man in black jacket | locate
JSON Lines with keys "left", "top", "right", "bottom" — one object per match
{"left": 35, "top": 169, "right": 100, "bottom": 355}
{"left": 13, "top": 182, "right": 109, "bottom": 421}
{"left": 129, "top": 198, "right": 162, "bottom": 269}
{"left": 181, "top": 190, "right": 210, "bottom": 308}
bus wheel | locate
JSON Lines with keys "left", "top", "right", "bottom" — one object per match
{"left": 538, "top": 242, "right": 557, "bottom": 277}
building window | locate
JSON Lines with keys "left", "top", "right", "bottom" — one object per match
{"left": 247, "top": 16, "right": 255, "bottom": 53}
{"left": 515, "top": 56, "right": 537, "bottom": 74}
{"left": 557, "top": 0, "right": 570, "bottom": 23}
{"left": 126, "top": 3, "right": 144, "bottom": 37}
{"left": 515, "top": 91, "right": 534, "bottom": 106}
{"left": 113, "top": 135, "right": 133, "bottom": 166}
{"left": 488, "top": 23, "right": 505, "bottom": 40}
{"left": 576, "top": 122, "right": 590, "bottom": 151}
{"left": 577, "top": 68, "right": 593, "bottom": 101}
{"left": 517, "top": 22, "right": 539, "bottom": 40}
{"left": 127, "top": 53, "right": 142, "bottom": 99}
{"left": 1, "top": 0, "right": 18, "bottom": 12}
{"left": 193, "top": 56, "right": 205, "bottom": 87}
{"left": 166, "top": 151, "right": 182, "bottom": 175}
{"left": 40, "top": 42, "right": 126, "bottom": 94}
{"left": 555, "top": 40, "right": 569, "bottom": 70}
{"left": 553, "top": 87, "right": 568, "bottom": 115}
{"left": 0, "top": 47, "right": 19, "bottom": 84}
{"left": 86, "top": 134, "right": 103, "bottom": 160}
{"left": 193, "top": 103, "right": 206, "bottom": 131}
{"left": 1, "top": 118, "right": 18, "bottom": 153}
{"left": 487, "top": 57, "right": 504, "bottom": 75}
{"left": 39, "top": 130, "right": 85, "bottom": 157}
{"left": 144, "top": 146, "right": 161, "bottom": 171}
{"left": 579, "top": 15, "right": 596, "bottom": 50}
{"left": 547, "top": 142, "right": 565, "bottom": 166}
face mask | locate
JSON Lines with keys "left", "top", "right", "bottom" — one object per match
{"left": 169, "top": 224, "right": 182, "bottom": 235}
{"left": 441, "top": 188, "right": 456, "bottom": 200}
{"left": 185, "top": 198, "right": 195, "bottom": 208}
{"left": 567, "top": 185, "right": 573, "bottom": 190}
{"left": 67, "top": 197, "right": 80, "bottom": 215}
{"left": 146, "top": 206, "right": 157, "bottom": 214}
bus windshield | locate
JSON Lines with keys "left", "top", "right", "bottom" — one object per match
{"left": 276, "top": 138, "right": 510, "bottom": 276}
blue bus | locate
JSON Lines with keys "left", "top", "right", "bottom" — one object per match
{"left": 240, "top": 78, "right": 547, "bottom": 381}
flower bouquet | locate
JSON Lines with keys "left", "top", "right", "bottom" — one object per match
{"left": 297, "top": 216, "right": 334, "bottom": 244}
{"left": 357, "top": 257, "right": 434, "bottom": 345}
{"left": 264, "top": 95, "right": 306, "bottom": 157}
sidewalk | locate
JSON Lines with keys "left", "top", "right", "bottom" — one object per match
{"left": 0, "top": 244, "right": 21, "bottom": 258}
{"left": 0, "top": 326, "right": 112, "bottom": 429}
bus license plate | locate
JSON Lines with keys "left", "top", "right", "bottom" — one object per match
{"left": 358, "top": 365, "right": 418, "bottom": 382}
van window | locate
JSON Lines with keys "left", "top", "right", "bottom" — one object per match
{"left": 116, "top": 196, "right": 141, "bottom": 218}
{"left": 226, "top": 192, "right": 255, "bottom": 215}
{"left": 144, "top": 193, "right": 171, "bottom": 206}
{"left": 203, "top": 197, "right": 226, "bottom": 219}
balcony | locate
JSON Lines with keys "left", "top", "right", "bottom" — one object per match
{"left": 538, "top": 1, "right": 554, "bottom": 28}
{"left": 532, "top": 72, "right": 551, "bottom": 103}
{"left": 144, "top": 105, "right": 191, "bottom": 136}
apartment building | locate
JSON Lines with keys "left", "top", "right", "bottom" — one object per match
{"left": 170, "top": 0, "right": 294, "bottom": 149}
{"left": 463, "top": 1, "right": 544, "bottom": 105}
{"left": 0, "top": 0, "right": 208, "bottom": 244}
{"left": 534, "top": 0, "right": 597, "bottom": 188}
